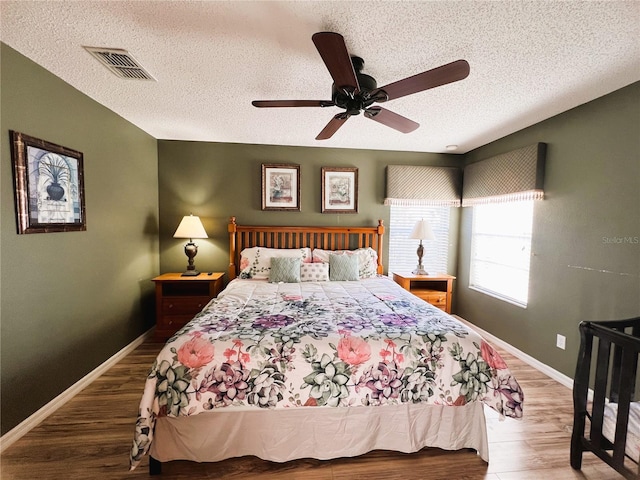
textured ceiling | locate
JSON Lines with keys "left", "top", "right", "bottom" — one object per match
{"left": 1, "top": 1, "right": 639, "bottom": 154}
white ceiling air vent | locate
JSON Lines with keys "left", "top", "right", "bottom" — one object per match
{"left": 83, "top": 47, "right": 156, "bottom": 81}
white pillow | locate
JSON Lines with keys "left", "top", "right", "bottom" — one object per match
{"left": 300, "top": 263, "right": 329, "bottom": 282}
{"left": 240, "top": 247, "right": 311, "bottom": 279}
{"left": 312, "top": 248, "right": 378, "bottom": 279}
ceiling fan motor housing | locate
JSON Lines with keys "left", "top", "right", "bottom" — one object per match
{"left": 331, "top": 56, "right": 378, "bottom": 115}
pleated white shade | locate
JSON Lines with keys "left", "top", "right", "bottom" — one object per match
{"left": 173, "top": 215, "right": 208, "bottom": 239}
{"left": 409, "top": 219, "right": 435, "bottom": 241}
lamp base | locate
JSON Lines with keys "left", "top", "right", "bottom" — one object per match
{"left": 181, "top": 240, "right": 200, "bottom": 276}
{"left": 181, "top": 270, "right": 200, "bottom": 277}
{"left": 412, "top": 266, "right": 429, "bottom": 276}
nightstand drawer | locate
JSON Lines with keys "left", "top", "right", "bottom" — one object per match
{"left": 156, "top": 314, "right": 194, "bottom": 330}
{"left": 162, "top": 296, "right": 210, "bottom": 315}
{"left": 413, "top": 289, "right": 446, "bottom": 305}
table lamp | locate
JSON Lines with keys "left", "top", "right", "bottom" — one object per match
{"left": 173, "top": 214, "right": 208, "bottom": 276}
{"left": 409, "top": 218, "right": 435, "bottom": 275}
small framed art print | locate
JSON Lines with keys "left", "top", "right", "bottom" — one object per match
{"left": 261, "top": 163, "right": 301, "bottom": 211}
{"left": 321, "top": 167, "right": 358, "bottom": 213}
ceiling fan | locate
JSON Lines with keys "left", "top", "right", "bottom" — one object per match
{"left": 252, "top": 32, "right": 470, "bottom": 140}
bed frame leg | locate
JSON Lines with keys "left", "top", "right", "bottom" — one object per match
{"left": 149, "top": 456, "right": 162, "bottom": 475}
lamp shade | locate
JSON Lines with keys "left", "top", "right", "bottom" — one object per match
{"left": 173, "top": 215, "right": 208, "bottom": 239}
{"left": 409, "top": 219, "right": 435, "bottom": 241}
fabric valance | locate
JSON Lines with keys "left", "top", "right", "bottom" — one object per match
{"left": 384, "top": 165, "right": 462, "bottom": 207}
{"left": 462, "top": 143, "right": 547, "bottom": 206}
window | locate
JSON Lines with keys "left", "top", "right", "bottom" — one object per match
{"left": 388, "top": 205, "right": 450, "bottom": 275}
{"left": 469, "top": 200, "right": 534, "bottom": 306}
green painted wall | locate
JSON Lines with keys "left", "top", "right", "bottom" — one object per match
{"left": 0, "top": 44, "right": 159, "bottom": 434}
{"left": 457, "top": 81, "right": 640, "bottom": 378}
{"left": 157, "top": 141, "right": 462, "bottom": 278}
{"left": 2, "top": 39, "right": 637, "bottom": 437}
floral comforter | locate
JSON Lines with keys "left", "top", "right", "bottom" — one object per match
{"left": 130, "top": 276, "right": 523, "bottom": 469}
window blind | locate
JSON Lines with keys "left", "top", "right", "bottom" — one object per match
{"left": 462, "top": 143, "right": 547, "bottom": 206}
{"left": 388, "top": 205, "right": 450, "bottom": 275}
{"left": 470, "top": 200, "right": 534, "bottom": 306}
{"left": 384, "top": 165, "right": 462, "bottom": 207}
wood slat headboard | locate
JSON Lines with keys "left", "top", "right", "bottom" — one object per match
{"left": 228, "top": 216, "right": 385, "bottom": 280}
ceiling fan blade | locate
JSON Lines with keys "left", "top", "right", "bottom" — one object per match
{"left": 376, "top": 59, "right": 470, "bottom": 101}
{"left": 316, "top": 114, "right": 349, "bottom": 140}
{"left": 312, "top": 32, "right": 359, "bottom": 92}
{"left": 252, "top": 100, "right": 334, "bottom": 108}
{"left": 364, "top": 106, "right": 419, "bottom": 133}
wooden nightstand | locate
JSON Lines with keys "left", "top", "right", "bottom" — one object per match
{"left": 152, "top": 273, "right": 224, "bottom": 340}
{"left": 392, "top": 272, "right": 456, "bottom": 313}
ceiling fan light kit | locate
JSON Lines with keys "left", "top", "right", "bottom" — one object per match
{"left": 252, "top": 32, "right": 469, "bottom": 141}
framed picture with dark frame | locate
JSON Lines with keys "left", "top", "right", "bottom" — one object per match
{"left": 321, "top": 167, "right": 358, "bottom": 213}
{"left": 10, "top": 131, "right": 86, "bottom": 234}
{"left": 261, "top": 163, "right": 301, "bottom": 211}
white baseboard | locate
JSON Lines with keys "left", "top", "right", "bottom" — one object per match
{"left": 454, "top": 316, "right": 574, "bottom": 390}
{"left": 0, "top": 328, "right": 154, "bottom": 453}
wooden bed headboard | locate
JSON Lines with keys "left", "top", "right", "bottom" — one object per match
{"left": 228, "top": 216, "right": 385, "bottom": 280}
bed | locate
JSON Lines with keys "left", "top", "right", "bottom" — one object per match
{"left": 130, "top": 218, "right": 524, "bottom": 474}
{"left": 571, "top": 316, "right": 640, "bottom": 479}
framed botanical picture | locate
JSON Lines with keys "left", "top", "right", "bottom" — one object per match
{"left": 321, "top": 167, "right": 358, "bottom": 213}
{"left": 261, "top": 163, "right": 301, "bottom": 211}
{"left": 10, "top": 131, "right": 86, "bottom": 234}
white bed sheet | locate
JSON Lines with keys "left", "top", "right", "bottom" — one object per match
{"left": 151, "top": 401, "right": 489, "bottom": 463}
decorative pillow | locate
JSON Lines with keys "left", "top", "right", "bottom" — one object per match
{"left": 312, "top": 248, "right": 378, "bottom": 279}
{"left": 269, "top": 257, "right": 301, "bottom": 283}
{"left": 300, "top": 263, "right": 329, "bottom": 282}
{"left": 329, "top": 254, "right": 359, "bottom": 281}
{"left": 240, "top": 247, "right": 311, "bottom": 279}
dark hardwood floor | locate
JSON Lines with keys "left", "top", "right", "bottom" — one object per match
{"left": 0, "top": 339, "right": 625, "bottom": 479}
